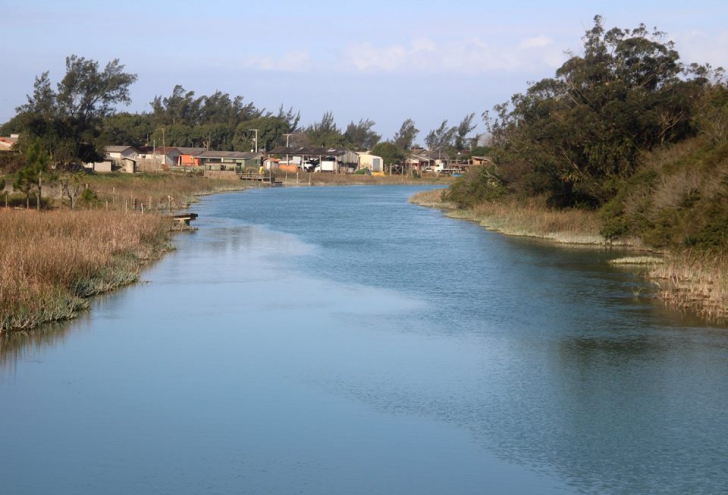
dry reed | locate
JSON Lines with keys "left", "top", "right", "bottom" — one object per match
{"left": 0, "top": 209, "right": 171, "bottom": 332}
{"left": 650, "top": 251, "right": 728, "bottom": 321}
{"left": 410, "top": 191, "right": 621, "bottom": 246}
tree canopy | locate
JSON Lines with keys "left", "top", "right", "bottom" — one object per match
{"left": 480, "top": 16, "right": 713, "bottom": 208}
{"left": 14, "top": 55, "right": 137, "bottom": 166}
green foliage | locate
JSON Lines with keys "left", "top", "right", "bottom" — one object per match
{"left": 78, "top": 187, "right": 100, "bottom": 207}
{"left": 343, "top": 119, "right": 381, "bottom": 151}
{"left": 370, "top": 142, "right": 405, "bottom": 165}
{"left": 233, "top": 117, "right": 291, "bottom": 152}
{"left": 443, "top": 165, "right": 507, "bottom": 208}
{"left": 305, "top": 111, "right": 344, "bottom": 147}
{"left": 393, "top": 119, "right": 419, "bottom": 150}
{"left": 476, "top": 16, "right": 707, "bottom": 208}
{"left": 15, "top": 55, "right": 137, "bottom": 166}
{"left": 13, "top": 140, "right": 51, "bottom": 209}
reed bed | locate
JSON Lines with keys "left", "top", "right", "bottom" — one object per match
{"left": 410, "top": 191, "right": 619, "bottom": 246}
{"left": 408, "top": 188, "right": 453, "bottom": 207}
{"left": 650, "top": 251, "right": 728, "bottom": 322}
{"left": 0, "top": 209, "right": 171, "bottom": 332}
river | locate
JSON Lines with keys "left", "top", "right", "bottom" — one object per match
{"left": 1, "top": 185, "right": 727, "bottom": 494}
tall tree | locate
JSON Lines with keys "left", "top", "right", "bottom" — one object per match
{"left": 454, "top": 113, "right": 477, "bottom": 150}
{"left": 306, "top": 111, "right": 344, "bottom": 147}
{"left": 343, "top": 119, "right": 381, "bottom": 150}
{"left": 393, "top": 119, "right": 419, "bottom": 150}
{"left": 425, "top": 120, "right": 456, "bottom": 152}
{"left": 15, "top": 55, "right": 137, "bottom": 166}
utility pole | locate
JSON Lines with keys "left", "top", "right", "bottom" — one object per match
{"left": 249, "top": 129, "right": 259, "bottom": 153}
{"left": 283, "top": 133, "right": 293, "bottom": 169}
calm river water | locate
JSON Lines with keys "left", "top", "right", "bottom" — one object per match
{"left": 2, "top": 185, "right": 728, "bottom": 494}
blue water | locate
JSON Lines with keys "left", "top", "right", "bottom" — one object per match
{"left": 1, "top": 185, "right": 727, "bottom": 494}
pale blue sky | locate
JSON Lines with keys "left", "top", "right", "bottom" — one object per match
{"left": 2, "top": 0, "right": 727, "bottom": 140}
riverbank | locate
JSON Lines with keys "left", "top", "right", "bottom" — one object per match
{"left": 0, "top": 209, "right": 171, "bottom": 333}
{"left": 409, "top": 189, "right": 640, "bottom": 246}
{"left": 0, "top": 175, "right": 249, "bottom": 334}
{"left": 409, "top": 189, "right": 728, "bottom": 323}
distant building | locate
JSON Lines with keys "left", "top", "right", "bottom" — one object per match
{"left": 86, "top": 145, "right": 138, "bottom": 173}
{"left": 195, "top": 151, "right": 262, "bottom": 170}
{"left": 356, "top": 152, "right": 384, "bottom": 173}
{"left": 269, "top": 147, "right": 359, "bottom": 173}
{"left": 0, "top": 134, "right": 19, "bottom": 151}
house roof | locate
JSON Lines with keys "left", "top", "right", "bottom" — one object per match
{"left": 106, "top": 145, "right": 138, "bottom": 153}
{"left": 154, "top": 147, "right": 180, "bottom": 155}
{"left": 176, "top": 147, "right": 207, "bottom": 155}
{"left": 195, "top": 151, "right": 262, "bottom": 159}
{"left": 269, "top": 146, "right": 350, "bottom": 156}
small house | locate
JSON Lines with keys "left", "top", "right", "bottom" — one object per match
{"left": 356, "top": 152, "right": 384, "bottom": 173}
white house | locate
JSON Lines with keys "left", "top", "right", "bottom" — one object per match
{"left": 356, "top": 152, "right": 385, "bottom": 173}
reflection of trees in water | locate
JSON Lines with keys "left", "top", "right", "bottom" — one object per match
{"left": 0, "top": 319, "right": 81, "bottom": 372}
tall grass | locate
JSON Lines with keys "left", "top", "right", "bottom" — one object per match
{"left": 0, "top": 209, "right": 171, "bottom": 332}
{"left": 410, "top": 191, "right": 621, "bottom": 246}
{"left": 650, "top": 250, "right": 728, "bottom": 322}
{"left": 63, "top": 173, "right": 247, "bottom": 210}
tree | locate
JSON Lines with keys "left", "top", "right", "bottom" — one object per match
{"left": 393, "top": 119, "right": 419, "bottom": 150}
{"left": 233, "top": 117, "right": 291, "bottom": 152}
{"left": 478, "top": 16, "right": 708, "bottom": 207}
{"left": 425, "top": 120, "right": 456, "bottom": 152}
{"left": 454, "top": 113, "right": 477, "bottom": 150}
{"left": 15, "top": 55, "right": 137, "bottom": 167}
{"left": 14, "top": 140, "right": 50, "bottom": 209}
{"left": 371, "top": 142, "right": 405, "bottom": 166}
{"left": 343, "top": 119, "right": 381, "bottom": 150}
{"left": 306, "top": 111, "right": 344, "bottom": 147}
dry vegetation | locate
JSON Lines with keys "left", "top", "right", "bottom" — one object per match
{"left": 76, "top": 173, "right": 247, "bottom": 210}
{"left": 650, "top": 251, "right": 728, "bottom": 322}
{"left": 410, "top": 189, "right": 625, "bottom": 246}
{"left": 0, "top": 209, "right": 171, "bottom": 332}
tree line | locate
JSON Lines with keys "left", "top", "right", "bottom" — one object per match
{"left": 1, "top": 59, "right": 482, "bottom": 170}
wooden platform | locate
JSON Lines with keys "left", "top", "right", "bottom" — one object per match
{"left": 238, "top": 171, "right": 282, "bottom": 186}
{"left": 171, "top": 213, "right": 198, "bottom": 226}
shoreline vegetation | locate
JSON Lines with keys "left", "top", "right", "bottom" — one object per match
{"left": 0, "top": 174, "right": 247, "bottom": 334}
{"left": 0, "top": 173, "right": 450, "bottom": 334}
{"left": 409, "top": 189, "right": 728, "bottom": 324}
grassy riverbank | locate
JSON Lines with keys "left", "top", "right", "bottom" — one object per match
{"left": 410, "top": 189, "right": 728, "bottom": 323}
{"left": 409, "top": 189, "right": 626, "bottom": 246}
{"left": 0, "top": 209, "right": 171, "bottom": 333}
{"left": 0, "top": 174, "right": 250, "bottom": 334}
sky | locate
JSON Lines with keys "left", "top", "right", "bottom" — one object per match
{"left": 1, "top": 0, "right": 727, "bottom": 141}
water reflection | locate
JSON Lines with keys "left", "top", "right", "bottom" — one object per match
{"left": 2, "top": 186, "right": 727, "bottom": 495}
{"left": 0, "top": 319, "right": 81, "bottom": 375}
